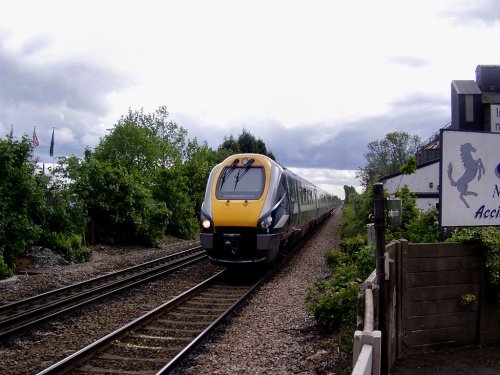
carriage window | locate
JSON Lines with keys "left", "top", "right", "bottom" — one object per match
{"left": 216, "top": 166, "right": 265, "bottom": 200}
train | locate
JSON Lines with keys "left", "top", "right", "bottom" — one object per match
{"left": 199, "top": 153, "right": 338, "bottom": 265}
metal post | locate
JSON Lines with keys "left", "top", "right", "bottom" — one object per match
{"left": 373, "top": 182, "right": 387, "bottom": 373}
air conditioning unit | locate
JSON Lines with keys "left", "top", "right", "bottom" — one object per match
{"left": 476, "top": 65, "right": 500, "bottom": 92}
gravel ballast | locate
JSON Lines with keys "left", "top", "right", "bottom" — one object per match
{"left": 0, "top": 211, "right": 348, "bottom": 374}
{"left": 174, "top": 208, "right": 349, "bottom": 374}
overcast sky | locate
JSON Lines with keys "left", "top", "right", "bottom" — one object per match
{"left": 1, "top": 0, "right": 500, "bottom": 198}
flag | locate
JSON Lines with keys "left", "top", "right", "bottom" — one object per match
{"left": 50, "top": 127, "right": 55, "bottom": 157}
{"left": 33, "top": 127, "right": 39, "bottom": 147}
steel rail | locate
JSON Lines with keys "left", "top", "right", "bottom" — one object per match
{"left": 0, "top": 247, "right": 206, "bottom": 339}
{"left": 35, "top": 211, "right": 339, "bottom": 374}
{"left": 35, "top": 270, "right": 248, "bottom": 374}
{"left": 36, "top": 227, "right": 317, "bottom": 374}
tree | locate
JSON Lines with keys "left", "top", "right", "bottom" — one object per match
{"left": 59, "top": 107, "right": 221, "bottom": 243}
{"left": 182, "top": 138, "right": 225, "bottom": 216}
{"left": 67, "top": 155, "right": 171, "bottom": 246}
{"left": 218, "top": 129, "right": 275, "bottom": 160}
{"left": 343, "top": 185, "right": 358, "bottom": 204}
{"left": 0, "top": 137, "right": 45, "bottom": 276}
{"left": 357, "top": 131, "right": 421, "bottom": 186}
{"left": 218, "top": 135, "right": 240, "bottom": 155}
{"left": 94, "top": 106, "right": 187, "bottom": 173}
{"left": 61, "top": 107, "right": 189, "bottom": 245}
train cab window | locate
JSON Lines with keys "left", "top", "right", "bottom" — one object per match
{"left": 216, "top": 166, "right": 265, "bottom": 200}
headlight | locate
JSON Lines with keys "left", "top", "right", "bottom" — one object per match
{"left": 259, "top": 216, "right": 273, "bottom": 229}
{"left": 202, "top": 219, "right": 211, "bottom": 229}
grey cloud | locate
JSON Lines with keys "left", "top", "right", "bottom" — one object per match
{"left": 0, "top": 46, "right": 124, "bottom": 113}
{"left": 177, "top": 92, "right": 449, "bottom": 172}
{"left": 20, "top": 34, "right": 51, "bottom": 55}
{"left": 259, "top": 96, "right": 449, "bottom": 170}
{"left": 388, "top": 56, "right": 429, "bottom": 68}
{"left": 0, "top": 35, "right": 130, "bottom": 162}
{"left": 443, "top": 0, "right": 500, "bottom": 25}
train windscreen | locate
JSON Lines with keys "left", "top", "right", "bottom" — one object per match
{"left": 216, "top": 166, "right": 265, "bottom": 200}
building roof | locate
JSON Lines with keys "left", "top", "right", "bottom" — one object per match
{"left": 378, "top": 159, "right": 440, "bottom": 182}
{"left": 451, "top": 80, "right": 482, "bottom": 94}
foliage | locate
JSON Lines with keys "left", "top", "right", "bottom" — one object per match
{"left": 68, "top": 156, "right": 171, "bottom": 246}
{"left": 448, "top": 227, "right": 500, "bottom": 302}
{"left": 338, "top": 183, "right": 373, "bottom": 238}
{"left": 43, "top": 232, "right": 90, "bottom": 262}
{"left": 182, "top": 138, "right": 225, "bottom": 217}
{"left": 308, "top": 231, "right": 374, "bottom": 333}
{"left": 355, "top": 246, "right": 376, "bottom": 280}
{"left": 339, "top": 235, "right": 366, "bottom": 257}
{"left": 0, "top": 107, "right": 278, "bottom": 275}
{"left": 0, "top": 137, "right": 45, "bottom": 276}
{"left": 343, "top": 185, "right": 358, "bottom": 204}
{"left": 385, "top": 186, "right": 439, "bottom": 243}
{"left": 95, "top": 106, "right": 187, "bottom": 171}
{"left": 218, "top": 129, "right": 275, "bottom": 160}
{"left": 60, "top": 107, "right": 222, "bottom": 243}
{"left": 459, "top": 293, "right": 476, "bottom": 306}
{"left": 42, "top": 171, "right": 87, "bottom": 238}
{"left": 399, "top": 156, "right": 417, "bottom": 175}
{"left": 307, "top": 279, "right": 359, "bottom": 331}
{"left": 152, "top": 166, "right": 197, "bottom": 239}
{"left": 218, "top": 135, "right": 241, "bottom": 155}
{"left": 325, "top": 250, "right": 350, "bottom": 269}
{"left": 401, "top": 208, "right": 439, "bottom": 243}
{"left": 357, "top": 131, "right": 421, "bottom": 187}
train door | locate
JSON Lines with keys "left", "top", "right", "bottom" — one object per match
{"left": 286, "top": 174, "right": 300, "bottom": 230}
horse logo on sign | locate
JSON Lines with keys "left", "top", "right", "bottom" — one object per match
{"left": 447, "top": 142, "right": 485, "bottom": 208}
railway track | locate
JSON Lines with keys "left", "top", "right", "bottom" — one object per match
{"left": 37, "top": 269, "right": 267, "bottom": 375}
{"left": 0, "top": 246, "right": 207, "bottom": 340}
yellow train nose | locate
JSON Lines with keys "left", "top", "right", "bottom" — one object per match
{"left": 212, "top": 199, "right": 263, "bottom": 227}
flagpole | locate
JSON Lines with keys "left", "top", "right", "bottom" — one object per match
{"left": 50, "top": 126, "right": 55, "bottom": 173}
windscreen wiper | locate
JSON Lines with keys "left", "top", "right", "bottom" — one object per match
{"left": 219, "top": 159, "right": 239, "bottom": 189}
{"left": 233, "top": 158, "right": 254, "bottom": 190}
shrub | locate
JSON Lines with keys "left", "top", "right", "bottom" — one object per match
{"left": 43, "top": 232, "right": 91, "bottom": 263}
{"left": 308, "top": 280, "right": 359, "bottom": 331}
{"left": 0, "top": 255, "right": 12, "bottom": 278}
{"left": 354, "top": 246, "right": 375, "bottom": 280}
{"left": 70, "top": 158, "right": 171, "bottom": 246}
{"left": 339, "top": 235, "right": 366, "bottom": 257}
{"left": 325, "top": 250, "right": 350, "bottom": 270}
{"left": 0, "top": 138, "right": 45, "bottom": 275}
{"left": 448, "top": 227, "right": 500, "bottom": 302}
{"left": 308, "top": 243, "right": 374, "bottom": 333}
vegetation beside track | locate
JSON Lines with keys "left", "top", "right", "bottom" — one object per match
{"left": 0, "top": 107, "right": 278, "bottom": 278}
{"left": 308, "top": 182, "right": 500, "bottom": 360}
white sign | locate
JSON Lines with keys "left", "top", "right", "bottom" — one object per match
{"left": 440, "top": 130, "right": 500, "bottom": 227}
{"left": 491, "top": 104, "right": 500, "bottom": 133}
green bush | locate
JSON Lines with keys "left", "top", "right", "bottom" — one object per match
{"left": 387, "top": 207, "right": 439, "bottom": 244}
{"left": 43, "top": 232, "right": 91, "bottom": 263}
{"left": 338, "top": 184, "right": 373, "bottom": 238}
{"left": 0, "top": 138, "right": 45, "bottom": 275}
{"left": 69, "top": 158, "right": 171, "bottom": 246}
{"left": 325, "top": 250, "right": 350, "bottom": 269}
{"left": 330, "top": 264, "right": 360, "bottom": 285}
{"left": 0, "top": 255, "right": 12, "bottom": 278}
{"left": 354, "top": 246, "right": 375, "bottom": 280}
{"left": 308, "top": 243, "right": 374, "bottom": 333}
{"left": 308, "top": 280, "right": 359, "bottom": 331}
{"left": 339, "top": 235, "right": 366, "bottom": 257}
{"left": 448, "top": 227, "right": 500, "bottom": 302}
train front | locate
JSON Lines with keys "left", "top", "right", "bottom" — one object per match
{"left": 199, "top": 154, "right": 286, "bottom": 265}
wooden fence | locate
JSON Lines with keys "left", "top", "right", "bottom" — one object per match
{"left": 354, "top": 240, "right": 500, "bottom": 374}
